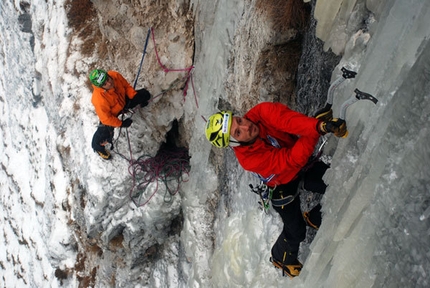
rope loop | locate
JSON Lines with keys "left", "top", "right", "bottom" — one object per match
{"left": 128, "top": 146, "right": 191, "bottom": 207}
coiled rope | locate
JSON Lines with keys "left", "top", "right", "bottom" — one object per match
{"left": 128, "top": 145, "right": 190, "bottom": 207}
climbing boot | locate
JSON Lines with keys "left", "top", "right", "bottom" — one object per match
{"left": 303, "top": 211, "right": 319, "bottom": 230}
{"left": 97, "top": 149, "right": 112, "bottom": 160}
{"left": 270, "top": 257, "right": 303, "bottom": 278}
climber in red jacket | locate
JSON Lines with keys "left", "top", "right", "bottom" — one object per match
{"left": 89, "top": 69, "right": 152, "bottom": 160}
{"left": 205, "top": 102, "right": 347, "bottom": 278}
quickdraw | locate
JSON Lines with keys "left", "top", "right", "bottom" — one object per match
{"left": 249, "top": 182, "right": 273, "bottom": 213}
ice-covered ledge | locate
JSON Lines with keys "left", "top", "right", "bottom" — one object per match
{"left": 308, "top": 0, "right": 388, "bottom": 55}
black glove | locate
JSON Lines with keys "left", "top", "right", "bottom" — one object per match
{"left": 319, "top": 118, "right": 348, "bottom": 137}
{"left": 121, "top": 118, "right": 133, "bottom": 128}
{"left": 314, "top": 108, "right": 333, "bottom": 122}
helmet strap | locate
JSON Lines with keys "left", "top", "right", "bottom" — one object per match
{"left": 229, "top": 136, "right": 241, "bottom": 147}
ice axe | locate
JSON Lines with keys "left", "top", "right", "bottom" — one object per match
{"left": 313, "top": 67, "right": 378, "bottom": 138}
{"left": 338, "top": 88, "right": 378, "bottom": 137}
{"left": 313, "top": 67, "right": 358, "bottom": 118}
{"left": 340, "top": 88, "right": 378, "bottom": 120}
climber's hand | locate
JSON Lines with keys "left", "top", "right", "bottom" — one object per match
{"left": 121, "top": 118, "right": 133, "bottom": 128}
{"left": 315, "top": 108, "right": 333, "bottom": 122}
{"left": 319, "top": 118, "right": 348, "bottom": 138}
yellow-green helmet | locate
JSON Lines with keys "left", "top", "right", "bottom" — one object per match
{"left": 205, "top": 111, "right": 232, "bottom": 148}
{"left": 89, "top": 69, "right": 108, "bottom": 87}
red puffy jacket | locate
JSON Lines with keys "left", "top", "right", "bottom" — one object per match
{"left": 91, "top": 71, "right": 137, "bottom": 127}
{"left": 232, "top": 102, "right": 321, "bottom": 187}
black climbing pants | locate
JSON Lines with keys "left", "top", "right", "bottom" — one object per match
{"left": 270, "top": 161, "right": 329, "bottom": 264}
{"left": 91, "top": 125, "right": 114, "bottom": 153}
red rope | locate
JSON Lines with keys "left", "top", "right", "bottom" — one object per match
{"left": 151, "top": 27, "right": 194, "bottom": 73}
{"left": 150, "top": 27, "right": 198, "bottom": 107}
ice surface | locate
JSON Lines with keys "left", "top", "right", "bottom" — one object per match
{"left": 194, "top": 0, "right": 430, "bottom": 287}
{"left": 1, "top": 0, "right": 429, "bottom": 287}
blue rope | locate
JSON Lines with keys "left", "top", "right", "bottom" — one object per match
{"left": 133, "top": 27, "right": 152, "bottom": 89}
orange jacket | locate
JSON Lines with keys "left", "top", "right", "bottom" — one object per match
{"left": 91, "top": 71, "right": 137, "bottom": 127}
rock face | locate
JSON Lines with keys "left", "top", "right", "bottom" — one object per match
{"left": 63, "top": 0, "right": 339, "bottom": 286}
{"left": 224, "top": 0, "right": 312, "bottom": 113}
{"left": 63, "top": 0, "right": 195, "bottom": 286}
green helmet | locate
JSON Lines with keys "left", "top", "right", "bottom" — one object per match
{"left": 89, "top": 69, "right": 108, "bottom": 87}
{"left": 205, "top": 111, "right": 233, "bottom": 148}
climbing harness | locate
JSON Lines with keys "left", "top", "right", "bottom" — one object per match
{"left": 249, "top": 180, "right": 303, "bottom": 213}
{"left": 270, "top": 183, "right": 301, "bottom": 208}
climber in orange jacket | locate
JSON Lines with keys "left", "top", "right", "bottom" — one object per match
{"left": 90, "top": 69, "right": 151, "bottom": 127}
{"left": 205, "top": 102, "right": 347, "bottom": 278}
{"left": 89, "top": 69, "right": 151, "bottom": 159}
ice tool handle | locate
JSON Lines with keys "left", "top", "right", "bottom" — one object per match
{"left": 312, "top": 67, "right": 357, "bottom": 117}
{"left": 313, "top": 66, "right": 379, "bottom": 138}
{"left": 339, "top": 88, "right": 378, "bottom": 120}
